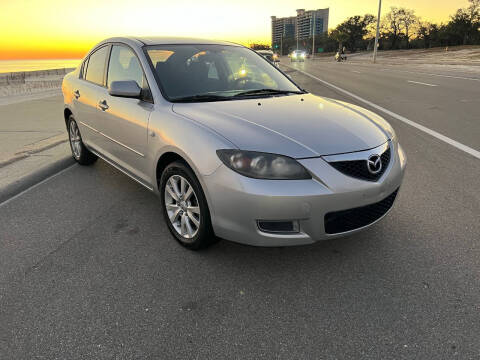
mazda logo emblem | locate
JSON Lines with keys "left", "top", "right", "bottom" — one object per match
{"left": 367, "top": 154, "right": 382, "bottom": 174}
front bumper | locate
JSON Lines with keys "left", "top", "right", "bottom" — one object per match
{"left": 203, "top": 140, "right": 406, "bottom": 246}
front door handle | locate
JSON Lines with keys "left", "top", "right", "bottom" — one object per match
{"left": 73, "top": 90, "right": 80, "bottom": 99}
{"left": 98, "top": 100, "right": 109, "bottom": 111}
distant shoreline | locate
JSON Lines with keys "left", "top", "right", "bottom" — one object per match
{"left": 0, "top": 59, "right": 81, "bottom": 74}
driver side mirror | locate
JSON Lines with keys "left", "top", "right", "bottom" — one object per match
{"left": 108, "top": 80, "right": 142, "bottom": 99}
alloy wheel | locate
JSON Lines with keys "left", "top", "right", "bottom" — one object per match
{"left": 69, "top": 120, "right": 82, "bottom": 159}
{"left": 164, "top": 175, "right": 201, "bottom": 240}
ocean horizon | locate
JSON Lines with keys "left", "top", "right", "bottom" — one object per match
{"left": 0, "top": 59, "right": 82, "bottom": 74}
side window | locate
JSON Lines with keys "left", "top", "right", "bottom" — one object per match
{"left": 85, "top": 46, "right": 109, "bottom": 86}
{"left": 81, "top": 58, "right": 89, "bottom": 79}
{"left": 107, "top": 45, "right": 144, "bottom": 89}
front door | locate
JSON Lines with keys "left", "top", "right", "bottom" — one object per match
{"left": 97, "top": 44, "right": 153, "bottom": 184}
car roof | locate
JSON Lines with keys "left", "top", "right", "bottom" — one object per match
{"left": 102, "top": 36, "right": 242, "bottom": 47}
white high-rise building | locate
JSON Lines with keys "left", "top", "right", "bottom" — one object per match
{"left": 271, "top": 8, "right": 329, "bottom": 50}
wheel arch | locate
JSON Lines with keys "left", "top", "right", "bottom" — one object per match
{"left": 154, "top": 148, "right": 218, "bottom": 223}
{"left": 64, "top": 107, "right": 73, "bottom": 128}
{"left": 156, "top": 151, "right": 192, "bottom": 186}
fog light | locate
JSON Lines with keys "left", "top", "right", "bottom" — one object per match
{"left": 257, "top": 220, "right": 300, "bottom": 234}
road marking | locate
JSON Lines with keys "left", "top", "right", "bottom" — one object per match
{"left": 351, "top": 70, "right": 361, "bottom": 74}
{"left": 410, "top": 71, "right": 480, "bottom": 82}
{"left": 407, "top": 80, "right": 438, "bottom": 87}
{"left": 380, "top": 66, "right": 480, "bottom": 82}
{"left": 287, "top": 65, "right": 480, "bottom": 160}
{"left": 320, "top": 61, "right": 480, "bottom": 82}
{"left": 353, "top": 63, "right": 480, "bottom": 82}
{"left": 0, "top": 163, "right": 77, "bottom": 208}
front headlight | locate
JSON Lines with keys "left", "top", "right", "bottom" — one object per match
{"left": 216, "top": 150, "right": 311, "bottom": 180}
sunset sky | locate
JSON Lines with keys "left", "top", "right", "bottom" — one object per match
{"left": 0, "top": 0, "right": 470, "bottom": 60}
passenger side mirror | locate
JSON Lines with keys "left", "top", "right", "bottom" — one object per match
{"left": 108, "top": 80, "right": 142, "bottom": 99}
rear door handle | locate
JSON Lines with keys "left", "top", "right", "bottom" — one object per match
{"left": 73, "top": 90, "right": 80, "bottom": 99}
{"left": 98, "top": 100, "right": 109, "bottom": 111}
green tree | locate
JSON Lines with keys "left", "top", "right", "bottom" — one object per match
{"left": 446, "top": 0, "right": 480, "bottom": 45}
{"left": 398, "top": 8, "right": 418, "bottom": 48}
{"left": 250, "top": 43, "right": 271, "bottom": 50}
{"left": 382, "top": 7, "right": 404, "bottom": 49}
{"left": 331, "top": 14, "right": 376, "bottom": 51}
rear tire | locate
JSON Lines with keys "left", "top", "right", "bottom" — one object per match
{"left": 160, "top": 161, "right": 217, "bottom": 250}
{"left": 67, "top": 115, "right": 97, "bottom": 165}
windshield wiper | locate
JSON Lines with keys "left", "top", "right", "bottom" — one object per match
{"left": 172, "top": 94, "right": 232, "bottom": 103}
{"left": 233, "top": 89, "right": 305, "bottom": 97}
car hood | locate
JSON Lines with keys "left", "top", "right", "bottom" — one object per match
{"left": 172, "top": 93, "right": 391, "bottom": 158}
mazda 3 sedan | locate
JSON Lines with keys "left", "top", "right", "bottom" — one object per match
{"left": 62, "top": 37, "right": 406, "bottom": 249}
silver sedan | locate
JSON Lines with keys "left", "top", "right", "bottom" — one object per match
{"left": 62, "top": 37, "right": 406, "bottom": 249}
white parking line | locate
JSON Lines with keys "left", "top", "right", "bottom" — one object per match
{"left": 407, "top": 80, "right": 438, "bottom": 87}
{"left": 287, "top": 66, "right": 480, "bottom": 160}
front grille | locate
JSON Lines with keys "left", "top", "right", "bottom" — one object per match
{"left": 329, "top": 146, "right": 391, "bottom": 181}
{"left": 324, "top": 189, "right": 399, "bottom": 234}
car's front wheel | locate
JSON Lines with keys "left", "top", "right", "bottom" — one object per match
{"left": 160, "top": 161, "right": 216, "bottom": 250}
{"left": 67, "top": 115, "right": 97, "bottom": 165}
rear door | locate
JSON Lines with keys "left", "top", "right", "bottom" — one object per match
{"left": 97, "top": 44, "right": 153, "bottom": 183}
{"left": 73, "top": 45, "right": 110, "bottom": 150}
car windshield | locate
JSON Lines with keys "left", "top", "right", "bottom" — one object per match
{"left": 146, "top": 44, "right": 302, "bottom": 102}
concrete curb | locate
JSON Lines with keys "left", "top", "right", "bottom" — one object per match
{"left": 0, "top": 155, "right": 75, "bottom": 205}
{"left": 0, "top": 135, "right": 68, "bottom": 168}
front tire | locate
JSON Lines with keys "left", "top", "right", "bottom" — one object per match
{"left": 67, "top": 115, "right": 97, "bottom": 165}
{"left": 160, "top": 161, "right": 216, "bottom": 250}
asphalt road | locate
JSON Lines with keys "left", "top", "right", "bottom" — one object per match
{"left": 1, "top": 61, "right": 479, "bottom": 359}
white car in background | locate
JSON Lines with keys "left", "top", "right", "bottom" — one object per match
{"left": 290, "top": 50, "right": 306, "bottom": 62}
{"left": 256, "top": 49, "right": 280, "bottom": 67}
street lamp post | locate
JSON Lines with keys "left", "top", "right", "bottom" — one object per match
{"left": 281, "top": 34, "right": 283, "bottom": 56}
{"left": 373, "top": 0, "right": 382, "bottom": 63}
{"left": 296, "top": 26, "right": 299, "bottom": 50}
{"left": 312, "top": 13, "right": 316, "bottom": 58}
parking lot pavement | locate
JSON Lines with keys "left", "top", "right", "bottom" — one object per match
{"left": 0, "top": 62, "right": 479, "bottom": 359}
{"left": 0, "top": 94, "right": 66, "bottom": 157}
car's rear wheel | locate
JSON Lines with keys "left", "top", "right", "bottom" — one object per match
{"left": 160, "top": 161, "right": 216, "bottom": 250}
{"left": 67, "top": 115, "right": 97, "bottom": 165}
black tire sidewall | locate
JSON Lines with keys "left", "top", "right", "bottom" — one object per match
{"left": 160, "top": 161, "right": 214, "bottom": 250}
{"left": 68, "top": 115, "right": 97, "bottom": 165}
